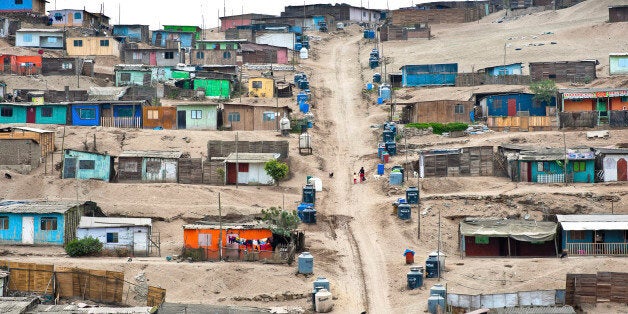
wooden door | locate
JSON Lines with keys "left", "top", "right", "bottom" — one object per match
{"left": 177, "top": 111, "right": 186, "bottom": 129}
{"left": 507, "top": 98, "right": 517, "bottom": 116}
{"left": 162, "top": 107, "right": 176, "bottom": 129}
{"left": 149, "top": 52, "right": 157, "bottom": 66}
{"left": 63, "top": 158, "right": 77, "bottom": 178}
{"left": 519, "top": 116, "right": 529, "bottom": 132}
{"left": 520, "top": 162, "right": 528, "bottom": 182}
{"left": 26, "top": 106, "right": 36, "bottom": 123}
{"left": 226, "top": 163, "right": 237, "bottom": 184}
{"left": 618, "top": 158, "right": 628, "bottom": 181}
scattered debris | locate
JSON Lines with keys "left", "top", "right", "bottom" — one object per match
{"left": 586, "top": 130, "right": 610, "bottom": 139}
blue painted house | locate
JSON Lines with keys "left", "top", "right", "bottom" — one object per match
{"left": 0, "top": 200, "right": 83, "bottom": 245}
{"left": 515, "top": 147, "right": 595, "bottom": 183}
{"left": 70, "top": 103, "right": 101, "bottom": 126}
{"left": 112, "top": 24, "right": 150, "bottom": 43}
{"left": 151, "top": 30, "right": 195, "bottom": 49}
{"left": 400, "top": 63, "right": 457, "bottom": 87}
{"left": 62, "top": 149, "right": 114, "bottom": 182}
{"left": 479, "top": 93, "right": 553, "bottom": 117}
{"left": 480, "top": 63, "right": 523, "bottom": 76}
{"left": 557, "top": 215, "right": 628, "bottom": 256}
{"left": 70, "top": 101, "right": 146, "bottom": 128}
{"left": 0, "top": 0, "right": 47, "bottom": 14}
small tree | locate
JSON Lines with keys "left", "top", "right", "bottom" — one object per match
{"left": 530, "top": 79, "right": 557, "bottom": 106}
{"left": 264, "top": 159, "right": 289, "bottom": 186}
{"left": 261, "top": 207, "right": 300, "bottom": 237}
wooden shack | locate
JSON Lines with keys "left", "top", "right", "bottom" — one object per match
{"left": 418, "top": 146, "right": 494, "bottom": 178}
{"left": 142, "top": 106, "right": 177, "bottom": 130}
{"left": 401, "top": 100, "right": 473, "bottom": 124}
{"left": 529, "top": 61, "right": 597, "bottom": 83}
{"left": 0, "top": 126, "right": 54, "bottom": 157}
{"left": 221, "top": 103, "right": 291, "bottom": 131}
{"left": 117, "top": 150, "right": 182, "bottom": 183}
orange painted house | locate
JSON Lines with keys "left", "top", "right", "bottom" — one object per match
{"left": 183, "top": 223, "right": 274, "bottom": 261}
{"left": 561, "top": 88, "right": 628, "bottom": 112}
{"left": 0, "top": 54, "right": 42, "bottom": 75}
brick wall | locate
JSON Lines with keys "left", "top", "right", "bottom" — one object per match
{"left": 0, "top": 139, "right": 41, "bottom": 173}
{"left": 392, "top": 8, "right": 484, "bottom": 25}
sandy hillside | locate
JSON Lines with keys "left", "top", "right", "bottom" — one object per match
{"left": 1, "top": 2, "right": 628, "bottom": 313}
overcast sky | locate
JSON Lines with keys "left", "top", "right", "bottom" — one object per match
{"left": 50, "top": 0, "right": 446, "bottom": 29}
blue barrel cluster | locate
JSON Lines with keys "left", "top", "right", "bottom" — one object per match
{"left": 363, "top": 29, "right": 376, "bottom": 39}
{"left": 427, "top": 284, "right": 447, "bottom": 314}
{"left": 300, "top": 184, "right": 317, "bottom": 224}
{"left": 294, "top": 73, "right": 310, "bottom": 90}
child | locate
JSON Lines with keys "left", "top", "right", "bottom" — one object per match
{"left": 353, "top": 173, "right": 358, "bottom": 184}
{"left": 359, "top": 167, "right": 365, "bottom": 182}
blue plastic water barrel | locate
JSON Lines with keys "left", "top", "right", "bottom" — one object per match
{"left": 385, "top": 141, "right": 397, "bottom": 156}
{"left": 406, "top": 187, "right": 419, "bottom": 204}
{"left": 377, "top": 164, "right": 385, "bottom": 175}
{"left": 298, "top": 252, "right": 314, "bottom": 274}
{"left": 300, "top": 103, "right": 310, "bottom": 113}
{"left": 377, "top": 97, "right": 383, "bottom": 104}
{"left": 307, "top": 121, "right": 313, "bottom": 128}
{"left": 363, "top": 30, "right": 369, "bottom": 38}
{"left": 430, "top": 284, "right": 447, "bottom": 299}
{"left": 295, "top": 42, "right": 303, "bottom": 51}
{"left": 298, "top": 203, "right": 313, "bottom": 221}
{"left": 313, "top": 277, "right": 330, "bottom": 292}
{"left": 379, "top": 85, "right": 391, "bottom": 100}
{"left": 366, "top": 83, "right": 373, "bottom": 90}
{"left": 383, "top": 129, "right": 394, "bottom": 142}
{"left": 391, "top": 165, "right": 404, "bottom": 181}
{"left": 377, "top": 143, "right": 386, "bottom": 158}
{"left": 425, "top": 255, "right": 440, "bottom": 278}
{"left": 397, "top": 204, "right": 411, "bottom": 220}
{"left": 428, "top": 294, "right": 446, "bottom": 314}
{"left": 297, "top": 92, "right": 308, "bottom": 103}
{"left": 407, "top": 267, "right": 423, "bottom": 290}
{"left": 294, "top": 73, "right": 303, "bottom": 84}
{"left": 373, "top": 73, "right": 382, "bottom": 83}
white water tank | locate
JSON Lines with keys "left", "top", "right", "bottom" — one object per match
{"left": 299, "top": 133, "right": 311, "bottom": 149}
{"left": 314, "top": 289, "right": 333, "bottom": 313}
{"left": 300, "top": 47, "right": 309, "bottom": 59}
{"left": 308, "top": 177, "right": 323, "bottom": 192}
{"left": 280, "top": 115, "right": 291, "bottom": 131}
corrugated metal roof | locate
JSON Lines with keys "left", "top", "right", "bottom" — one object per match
{"left": 596, "top": 148, "right": 628, "bottom": 155}
{"left": 224, "top": 153, "right": 279, "bottom": 163}
{"left": 33, "top": 304, "right": 153, "bottom": 313}
{"left": 78, "top": 216, "right": 152, "bottom": 229}
{"left": 17, "top": 28, "right": 64, "bottom": 33}
{"left": 491, "top": 306, "right": 575, "bottom": 314}
{"left": 11, "top": 126, "right": 54, "bottom": 134}
{"left": 119, "top": 150, "right": 182, "bottom": 159}
{"left": 557, "top": 215, "right": 628, "bottom": 231}
{"left": 88, "top": 87, "right": 129, "bottom": 101}
{"left": 609, "top": 53, "right": 628, "bottom": 56}
{"left": 0, "top": 297, "right": 38, "bottom": 313}
{"left": 0, "top": 200, "right": 79, "bottom": 214}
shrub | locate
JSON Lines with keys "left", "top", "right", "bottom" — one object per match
{"left": 65, "top": 237, "right": 103, "bottom": 257}
{"left": 406, "top": 122, "right": 468, "bottom": 135}
{"left": 264, "top": 159, "right": 289, "bottom": 186}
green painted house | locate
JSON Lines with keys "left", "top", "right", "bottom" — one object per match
{"left": 175, "top": 103, "right": 218, "bottom": 130}
{"left": 193, "top": 78, "right": 231, "bottom": 99}
{"left": 0, "top": 103, "right": 69, "bottom": 124}
{"left": 163, "top": 25, "right": 202, "bottom": 40}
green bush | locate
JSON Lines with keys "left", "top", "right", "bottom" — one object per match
{"left": 264, "top": 159, "right": 289, "bottom": 186}
{"left": 65, "top": 237, "right": 103, "bottom": 257}
{"left": 406, "top": 122, "right": 468, "bottom": 135}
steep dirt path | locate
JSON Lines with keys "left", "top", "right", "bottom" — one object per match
{"left": 310, "top": 32, "right": 392, "bottom": 312}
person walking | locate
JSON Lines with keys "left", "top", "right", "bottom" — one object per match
{"left": 353, "top": 172, "right": 358, "bottom": 184}
{"left": 359, "top": 167, "right": 365, "bottom": 182}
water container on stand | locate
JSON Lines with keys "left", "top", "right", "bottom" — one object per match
{"left": 385, "top": 141, "right": 397, "bottom": 156}
{"left": 314, "top": 289, "right": 333, "bottom": 313}
{"left": 298, "top": 203, "right": 313, "bottom": 221}
{"left": 397, "top": 204, "right": 411, "bottom": 220}
{"left": 407, "top": 267, "right": 423, "bottom": 290}
{"left": 377, "top": 164, "right": 385, "bottom": 175}
{"left": 379, "top": 84, "right": 391, "bottom": 100}
{"left": 383, "top": 129, "right": 394, "bottom": 142}
{"left": 373, "top": 73, "right": 382, "bottom": 83}
{"left": 389, "top": 172, "right": 403, "bottom": 185}
{"left": 303, "top": 207, "right": 317, "bottom": 224}
{"left": 313, "top": 277, "right": 330, "bottom": 292}
{"left": 298, "top": 252, "right": 314, "bottom": 274}
{"left": 369, "top": 57, "right": 379, "bottom": 69}
{"left": 406, "top": 186, "right": 419, "bottom": 204}
{"left": 302, "top": 184, "right": 316, "bottom": 203}
{"left": 299, "top": 102, "right": 310, "bottom": 113}
{"left": 430, "top": 284, "right": 447, "bottom": 299}
{"left": 427, "top": 294, "right": 446, "bottom": 314}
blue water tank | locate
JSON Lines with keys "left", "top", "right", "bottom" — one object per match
{"left": 298, "top": 252, "right": 314, "bottom": 274}
{"left": 299, "top": 80, "right": 309, "bottom": 90}
{"left": 300, "top": 102, "right": 310, "bottom": 113}
{"left": 368, "top": 29, "right": 376, "bottom": 39}
{"left": 406, "top": 186, "right": 419, "bottom": 204}
{"left": 377, "top": 164, "right": 385, "bottom": 175}
{"left": 295, "top": 42, "right": 303, "bottom": 51}
{"left": 377, "top": 97, "right": 384, "bottom": 104}
{"left": 302, "top": 207, "right": 317, "bottom": 224}
{"left": 363, "top": 30, "right": 369, "bottom": 38}
{"left": 366, "top": 83, "right": 373, "bottom": 90}
{"left": 385, "top": 141, "right": 397, "bottom": 156}
{"left": 407, "top": 267, "right": 423, "bottom": 290}
{"left": 389, "top": 172, "right": 403, "bottom": 185}
{"left": 430, "top": 284, "right": 447, "bottom": 299}
{"left": 313, "top": 277, "right": 330, "bottom": 292}
{"left": 297, "top": 92, "right": 308, "bottom": 104}
{"left": 370, "top": 48, "right": 379, "bottom": 58}
{"left": 385, "top": 122, "right": 397, "bottom": 135}
{"left": 369, "top": 57, "right": 379, "bottom": 69}
{"left": 294, "top": 73, "right": 304, "bottom": 84}
{"left": 298, "top": 203, "right": 313, "bottom": 221}
{"left": 383, "top": 129, "right": 394, "bottom": 142}
{"left": 373, "top": 73, "right": 382, "bottom": 83}
{"left": 302, "top": 185, "right": 316, "bottom": 203}
{"left": 398, "top": 204, "right": 411, "bottom": 220}
{"left": 379, "top": 84, "right": 391, "bottom": 100}
{"left": 425, "top": 255, "right": 441, "bottom": 278}
{"left": 391, "top": 165, "right": 404, "bottom": 181}
{"left": 427, "top": 294, "right": 445, "bottom": 314}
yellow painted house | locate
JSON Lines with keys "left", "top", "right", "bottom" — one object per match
{"left": 248, "top": 77, "right": 274, "bottom": 98}
{"left": 66, "top": 37, "right": 121, "bottom": 57}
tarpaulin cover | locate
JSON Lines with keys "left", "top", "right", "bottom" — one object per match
{"left": 460, "top": 219, "right": 557, "bottom": 242}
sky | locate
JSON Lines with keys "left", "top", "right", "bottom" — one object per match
{"left": 49, "top": 0, "right": 447, "bottom": 29}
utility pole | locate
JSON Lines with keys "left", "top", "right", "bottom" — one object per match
{"left": 437, "top": 205, "right": 441, "bottom": 281}
{"left": 218, "top": 192, "right": 223, "bottom": 261}
{"left": 235, "top": 132, "right": 239, "bottom": 189}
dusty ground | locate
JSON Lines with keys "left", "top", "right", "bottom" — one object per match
{"left": 1, "top": 1, "right": 628, "bottom": 313}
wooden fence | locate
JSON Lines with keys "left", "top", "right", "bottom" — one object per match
{"left": 456, "top": 73, "right": 532, "bottom": 87}
{"left": 486, "top": 116, "right": 554, "bottom": 131}
{"left": 147, "top": 286, "right": 167, "bottom": 307}
{"left": 100, "top": 117, "right": 142, "bottom": 129}
{"left": 566, "top": 272, "right": 628, "bottom": 306}
{"left": 0, "top": 260, "right": 54, "bottom": 294}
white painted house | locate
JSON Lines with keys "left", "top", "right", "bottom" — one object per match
{"left": 76, "top": 216, "right": 152, "bottom": 256}
{"left": 15, "top": 28, "right": 65, "bottom": 49}
{"left": 596, "top": 148, "right": 628, "bottom": 182}
{"left": 224, "top": 153, "right": 280, "bottom": 185}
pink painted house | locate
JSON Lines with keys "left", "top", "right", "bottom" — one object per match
{"left": 220, "top": 13, "right": 276, "bottom": 32}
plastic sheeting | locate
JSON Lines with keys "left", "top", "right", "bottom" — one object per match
{"left": 460, "top": 219, "right": 557, "bottom": 242}
{"left": 448, "top": 289, "right": 563, "bottom": 310}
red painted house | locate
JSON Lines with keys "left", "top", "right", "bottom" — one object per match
{"left": 220, "top": 13, "right": 276, "bottom": 32}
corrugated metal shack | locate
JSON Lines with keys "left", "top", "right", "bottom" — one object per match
{"left": 117, "top": 150, "right": 182, "bottom": 183}
{"left": 529, "top": 61, "right": 597, "bottom": 83}
{"left": 418, "top": 146, "right": 494, "bottom": 178}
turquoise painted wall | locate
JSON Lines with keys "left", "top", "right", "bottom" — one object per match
{"left": 525, "top": 159, "right": 595, "bottom": 183}
{"left": 36, "top": 105, "right": 68, "bottom": 124}
{"left": 63, "top": 150, "right": 112, "bottom": 182}
{"left": 180, "top": 105, "right": 218, "bottom": 130}
{"left": 0, "top": 213, "right": 65, "bottom": 245}
{"left": 562, "top": 230, "right": 626, "bottom": 250}
{"left": 0, "top": 105, "right": 27, "bottom": 123}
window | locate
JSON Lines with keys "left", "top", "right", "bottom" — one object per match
{"left": 191, "top": 110, "right": 202, "bottom": 119}
{"left": 41, "top": 217, "right": 58, "bottom": 231}
{"left": 73, "top": 39, "right": 83, "bottom": 47}
{"left": 198, "top": 233, "right": 212, "bottom": 247}
{"left": 1, "top": 107, "right": 13, "bottom": 117}
{"left": 454, "top": 104, "right": 464, "bottom": 114}
{"left": 41, "top": 107, "right": 53, "bottom": 117}
{"left": 147, "top": 109, "right": 159, "bottom": 120}
{"left": 223, "top": 51, "right": 231, "bottom": 59}
{"left": 0, "top": 217, "right": 8, "bottom": 230}
{"left": 121, "top": 161, "right": 138, "bottom": 172}
{"left": 54, "top": 13, "right": 63, "bottom": 21}
{"left": 146, "top": 161, "right": 161, "bottom": 174}
{"left": 15, "top": 0, "right": 23, "bottom": 4}
{"left": 537, "top": 161, "right": 550, "bottom": 172}
{"left": 120, "top": 73, "right": 131, "bottom": 82}
{"left": 493, "top": 99, "right": 502, "bottom": 110}
{"left": 79, "top": 160, "right": 95, "bottom": 170}
{"left": 196, "top": 51, "right": 204, "bottom": 59}
{"left": 262, "top": 111, "right": 276, "bottom": 122}
{"left": 79, "top": 108, "right": 96, "bottom": 120}
{"left": 498, "top": 69, "right": 509, "bottom": 76}
{"left": 23, "top": 33, "right": 32, "bottom": 42}
{"left": 99, "top": 39, "right": 109, "bottom": 47}
{"left": 621, "top": 96, "right": 628, "bottom": 102}
{"left": 117, "top": 107, "right": 133, "bottom": 117}
{"left": 62, "top": 62, "right": 72, "bottom": 69}
{"left": 573, "top": 161, "right": 586, "bottom": 172}
{"left": 164, "top": 51, "right": 174, "bottom": 59}
{"left": 106, "top": 232, "right": 119, "bottom": 243}
{"left": 570, "top": 230, "right": 585, "bottom": 240}
{"left": 475, "top": 236, "right": 489, "bottom": 244}
{"left": 252, "top": 81, "right": 263, "bottom": 89}
{"left": 228, "top": 112, "right": 240, "bottom": 122}
{"left": 74, "top": 12, "right": 82, "bottom": 20}
{"left": 132, "top": 52, "right": 142, "bottom": 60}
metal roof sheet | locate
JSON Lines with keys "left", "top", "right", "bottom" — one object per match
{"left": 557, "top": 215, "right": 628, "bottom": 230}
{"left": 17, "top": 28, "right": 64, "bottom": 33}
{"left": 596, "top": 148, "right": 628, "bottom": 155}
{"left": 119, "top": 150, "right": 182, "bottom": 159}
{"left": 78, "top": 217, "right": 152, "bottom": 229}
{"left": 224, "top": 153, "right": 279, "bottom": 163}
{"left": 10, "top": 126, "right": 54, "bottom": 133}
{"left": 0, "top": 200, "right": 79, "bottom": 214}
{"left": 492, "top": 306, "right": 575, "bottom": 314}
